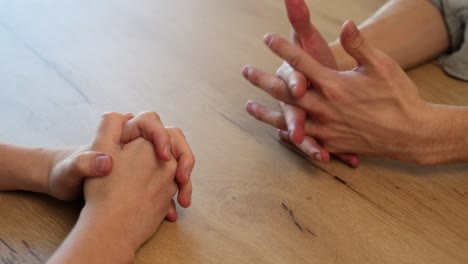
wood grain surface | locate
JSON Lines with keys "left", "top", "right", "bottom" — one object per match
{"left": 1, "top": 0, "right": 467, "bottom": 263}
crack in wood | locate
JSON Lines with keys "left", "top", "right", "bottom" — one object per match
{"left": 0, "top": 239, "right": 17, "bottom": 254}
{"left": 0, "top": 21, "right": 91, "bottom": 104}
{"left": 218, "top": 112, "right": 258, "bottom": 140}
{"left": 279, "top": 139, "right": 397, "bottom": 219}
{"left": 21, "top": 240, "right": 42, "bottom": 263}
{"left": 1, "top": 257, "right": 13, "bottom": 264}
{"left": 281, "top": 202, "right": 317, "bottom": 237}
{"left": 453, "top": 188, "right": 467, "bottom": 199}
{"left": 333, "top": 176, "right": 347, "bottom": 185}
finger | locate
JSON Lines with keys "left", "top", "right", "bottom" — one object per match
{"left": 50, "top": 151, "right": 113, "bottom": 201}
{"left": 276, "top": 62, "right": 308, "bottom": 98}
{"left": 339, "top": 20, "right": 377, "bottom": 67}
{"left": 298, "top": 118, "right": 361, "bottom": 167}
{"left": 165, "top": 199, "right": 178, "bottom": 222}
{"left": 242, "top": 65, "right": 295, "bottom": 104}
{"left": 335, "top": 153, "right": 361, "bottom": 168}
{"left": 73, "top": 151, "right": 113, "bottom": 177}
{"left": 289, "top": 71, "right": 308, "bottom": 98}
{"left": 246, "top": 100, "right": 287, "bottom": 130}
{"left": 286, "top": 0, "right": 326, "bottom": 51}
{"left": 278, "top": 130, "right": 330, "bottom": 162}
{"left": 278, "top": 102, "right": 306, "bottom": 145}
{"left": 286, "top": 1, "right": 337, "bottom": 69}
{"left": 166, "top": 127, "right": 195, "bottom": 185}
{"left": 285, "top": 0, "right": 314, "bottom": 41}
{"left": 121, "top": 112, "right": 172, "bottom": 161}
{"left": 264, "top": 34, "right": 333, "bottom": 87}
{"left": 95, "top": 112, "right": 133, "bottom": 146}
{"left": 246, "top": 100, "right": 320, "bottom": 133}
{"left": 177, "top": 180, "right": 192, "bottom": 208}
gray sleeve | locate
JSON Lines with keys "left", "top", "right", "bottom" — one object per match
{"left": 430, "top": 0, "right": 468, "bottom": 81}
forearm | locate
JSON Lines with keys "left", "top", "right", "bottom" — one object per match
{"left": 0, "top": 144, "right": 57, "bottom": 193}
{"left": 412, "top": 104, "right": 468, "bottom": 165}
{"left": 47, "top": 206, "right": 136, "bottom": 264}
{"left": 330, "top": 0, "right": 449, "bottom": 71}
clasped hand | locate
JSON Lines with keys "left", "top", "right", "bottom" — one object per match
{"left": 49, "top": 111, "right": 194, "bottom": 222}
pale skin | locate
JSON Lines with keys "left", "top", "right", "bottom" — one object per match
{"left": 243, "top": 0, "right": 464, "bottom": 165}
{"left": 0, "top": 112, "right": 193, "bottom": 217}
{"left": 0, "top": 111, "right": 195, "bottom": 262}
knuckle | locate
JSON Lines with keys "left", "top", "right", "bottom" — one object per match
{"left": 269, "top": 80, "right": 285, "bottom": 98}
{"left": 139, "top": 111, "right": 161, "bottom": 121}
{"left": 377, "top": 55, "right": 400, "bottom": 79}
{"left": 319, "top": 80, "right": 343, "bottom": 101}
{"left": 287, "top": 53, "right": 303, "bottom": 69}
{"left": 73, "top": 152, "right": 87, "bottom": 173}
{"left": 187, "top": 157, "right": 196, "bottom": 169}
{"left": 273, "top": 114, "right": 285, "bottom": 129}
{"left": 172, "top": 127, "right": 183, "bottom": 137}
{"left": 101, "top": 112, "right": 122, "bottom": 120}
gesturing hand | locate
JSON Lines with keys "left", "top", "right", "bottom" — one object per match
{"left": 245, "top": 21, "right": 430, "bottom": 163}
{"left": 244, "top": 0, "right": 359, "bottom": 167}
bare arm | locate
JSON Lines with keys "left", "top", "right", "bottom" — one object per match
{"left": 0, "top": 144, "right": 114, "bottom": 200}
{"left": 331, "top": 0, "right": 450, "bottom": 70}
{"left": 0, "top": 144, "right": 54, "bottom": 193}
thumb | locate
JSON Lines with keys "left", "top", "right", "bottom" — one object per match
{"left": 340, "top": 20, "right": 376, "bottom": 67}
{"left": 70, "top": 151, "right": 113, "bottom": 177}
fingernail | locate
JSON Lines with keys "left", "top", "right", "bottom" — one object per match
{"left": 164, "top": 146, "right": 172, "bottom": 160}
{"left": 315, "top": 153, "right": 322, "bottom": 162}
{"left": 264, "top": 34, "right": 273, "bottom": 45}
{"left": 95, "top": 155, "right": 110, "bottom": 174}
{"left": 242, "top": 65, "right": 251, "bottom": 77}
{"left": 246, "top": 101, "right": 252, "bottom": 113}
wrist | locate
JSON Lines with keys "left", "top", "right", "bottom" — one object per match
{"left": 81, "top": 204, "right": 138, "bottom": 258}
{"left": 43, "top": 148, "right": 77, "bottom": 196}
{"left": 410, "top": 104, "right": 468, "bottom": 165}
{"left": 48, "top": 205, "right": 136, "bottom": 264}
{"left": 23, "top": 147, "right": 58, "bottom": 194}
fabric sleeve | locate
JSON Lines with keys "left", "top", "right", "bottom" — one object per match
{"left": 430, "top": 0, "right": 468, "bottom": 81}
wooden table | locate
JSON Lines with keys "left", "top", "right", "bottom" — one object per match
{"left": 1, "top": 0, "right": 468, "bottom": 263}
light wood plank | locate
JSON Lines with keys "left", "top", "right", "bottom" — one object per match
{"left": 0, "top": 0, "right": 467, "bottom": 263}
